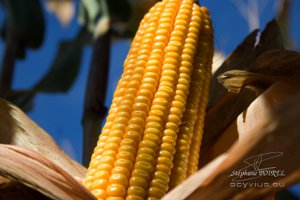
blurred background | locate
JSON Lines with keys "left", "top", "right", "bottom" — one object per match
{"left": 0, "top": 0, "right": 299, "bottom": 198}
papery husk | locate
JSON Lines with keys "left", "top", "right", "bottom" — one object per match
{"left": 0, "top": 144, "right": 96, "bottom": 200}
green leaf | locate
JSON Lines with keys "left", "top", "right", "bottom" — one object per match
{"left": 4, "top": 0, "right": 45, "bottom": 49}
{"left": 78, "top": 0, "right": 132, "bottom": 39}
{"left": 78, "top": 0, "right": 110, "bottom": 39}
{"left": 34, "top": 40, "right": 83, "bottom": 92}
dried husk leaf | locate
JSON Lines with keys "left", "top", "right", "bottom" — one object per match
{"left": 202, "top": 81, "right": 300, "bottom": 164}
{"left": 205, "top": 50, "right": 300, "bottom": 165}
{"left": 208, "top": 20, "right": 284, "bottom": 108}
{"left": 201, "top": 20, "right": 285, "bottom": 163}
{"left": 200, "top": 88, "right": 262, "bottom": 167}
{"left": 208, "top": 29, "right": 259, "bottom": 108}
{"left": 164, "top": 90, "right": 300, "bottom": 200}
{"left": 0, "top": 98, "right": 86, "bottom": 178}
{"left": 218, "top": 49, "right": 300, "bottom": 93}
{"left": 218, "top": 70, "right": 286, "bottom": 93}
{"left": 0, "top": 144, "right": 96, "bottom": 200}
{"left": 250, "top": 49, "right": 300, "bottom": 75}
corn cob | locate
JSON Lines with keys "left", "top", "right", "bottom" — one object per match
{"left": 84, "top": 0, "right": 214, "bottom": 199}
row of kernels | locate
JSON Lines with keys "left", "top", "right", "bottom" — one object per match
{"left": 186, "top": 7, "right": 214, "bottom": 176}
{"left": 127, "top": 1, "right": 182, "bottom": 200}
{"left": 147, "top": 0, "right": 196, "bottom": 199}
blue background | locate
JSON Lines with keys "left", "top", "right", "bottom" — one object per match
{"left": 0, "top": 0, "right": 300, "bottom": 197}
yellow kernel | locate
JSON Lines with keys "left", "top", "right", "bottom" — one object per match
{"left": 147, "top": 197, "right": 159, "bottom": 200}
{"left": 107, "top": 197, "right": 124, "bottom": 200}
{"left": 132, "top": 102, "right": 150, "bottom": 112}
{"left": 129, "top": 176, "right": 148, "bottom": 188}
{"left": 104, "top": 143, "right": 119, "bottom": 152}
{"left": 132, "top": 111, "right": 147, "bottom": 118}
{"left": 165, "top": 122, "right": 179, "bottom": 132}
{"left": 158, "top": 157, "right": 173, "bottom": 167}
{"left": 112, "top": 167, "right": 131, "bottom": 179}
{"left": 162, "top": 135, "right": 176, "bottom": 146}
{"left": 121, "top": 139, "right": 137, "bottom": 147}
{"left": 160, "top": 143, "right": 176, "bottom": 154}
{"left": 114, "top": 159, "right": 134, "bottom": 170}
{"left": 91, "top": 179, "right": 109, "bottom": 190}
{"left": 109, "top": 174, "right": 128, "bottom": 188}
{"left": 92, "top": 189, "right": 107, "bottom": 199}
{"left": 163, "top": 129, "right": 177, "bottom": 138}
{"left": 94, "top": 170, "right": 110, "bottom": 180}
{"left": 132, "top": 169, "right": 151, "bottom": 181}
{"left": 110, "top": 130, "right": 125, "bottom": 138}
{"left": 156, "top": 164, "right": 171, "bottom": 176}
{"left": 168, "top": 114, "right": 181, "bottom": 124}
{"left": 138, "top": 147, "right": 156, "bottom": 158}
{"left": 135, "top": 161, "right": 154, "bottom": 174}
{"left": 146, "top": 116, "right": 161, "bottom": 123}
{"left": 97, "top": 163, "right": 113, "bottom": 171}
{"left": 144, "top": 133, "right": 161, "bottom": 144}
{"left": 100, "top": 156, "right": 115, "bottom": 166}
{"left": 124, "top": 131, "right": 142, "bottom": 142}
{"left": 159, "top": 150, "right": 173, "bottom": 159}
{"left": 102, "top": 150, "right": 118, "bottom": 158}
{"left": 118, "top": 145, "right": 136, "bottom": 155}
{"left": 128, "top": 116, "right": 145, "bottom": 126}
{"left": 116, "top": 151, "right": 135, "bottom": 163}
{"left": 148, "top": 187, "right": 165, "bottom": 199}
{"left": 107, "top": 184, "right": 126, "bottom": 197}
{"left": 136, "top": 153, "right": 156, "bottom": 165}
{"left": 126, "top": 195, "right": 144, "bottom": 200}
{"left": 150, "top": 178, "right": 168, "bottom": 192}
{"left": 154, "top": 171, "right": 170, "bottom": 183}
{"left": 127, "top": 124, "right": 144, "bottom": 133}
{"left": 127, "top": 186, "right": 146, "bottom": 198}
{"left": 146, "top": 121, "right": 163, "bottom": 131}
{"left": 139, "top": 140, "right": 158, "bottom": 151}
